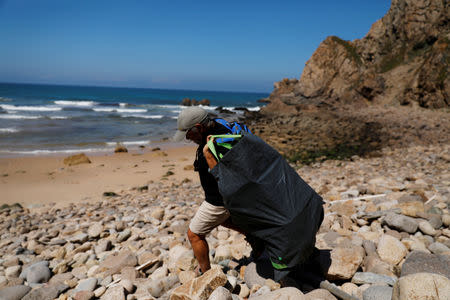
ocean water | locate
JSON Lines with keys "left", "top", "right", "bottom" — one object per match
{"left": 0, "top": 83, "right": 268, "bottom": 157}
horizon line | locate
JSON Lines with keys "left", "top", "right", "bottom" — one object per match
{"left": 0, "top": 81, "right": 271, "bottom": 96}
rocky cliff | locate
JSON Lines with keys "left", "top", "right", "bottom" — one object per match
{"left": 247, "top": 0, "right": 449, "bottom": 163}
{"left": 264, "top": 0, "right": 449, "bottom": 111}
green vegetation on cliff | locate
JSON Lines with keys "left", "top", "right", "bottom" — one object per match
{"left": 331, "top": 36, "right": 362, "bottom": 66}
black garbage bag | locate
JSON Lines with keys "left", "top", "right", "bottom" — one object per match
{"left": 209, "top": 133, "right": 324, "bottom": 280}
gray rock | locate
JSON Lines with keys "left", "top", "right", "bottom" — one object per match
{"left": 147, "top": 275, "right": 179, "bottom": 298}
{"left": 5, "top": 266, "right": 21, "bottom": 278}
{"left": 100, "top": 285, "right": 125, "bottom": 300}
{"left": 428, "top": 242, "right": 450, "bottom": 254}
{"left": 0, "top": 285, "right": 31, "bottom": 300}
{"left": 225, "top": 275, "right": 237, "bottom": 291}
{"left": 418, "top": 220, "right": 436, "bottom": 235}
{"left": 363, "top": 285, "right": 393, "bottom": 300}
{"left": 3, "top": 257, "right": 20, "bottom": 268}
{"left": 377, "top": 235, "right": 407, "bottom": 265}
{"left": 94, "top": 286, "right": 106, "bottom": 298}
{"left": 251, "top": 285, "right": 271, "bottom": 298}
{"left": 392, "top": 272, "right": 450, "bottom": 300}
{"left": 117, "top": 229, "right": 131, "bottom": 242}
{"left": 244, "top": 262, "right": 271, "bottom": 289}
{"left": 402, "top": 251, "right": 450, "bottom": 279}
{"left": 442, "top": 214, "right": 450, "bottom": 227}
{"left": 304, "top": 288, "right": 337, "bottom": 299}
{"left": 208, "top": 286, "right": 232, "bottom": 300}
{"left": 74, "top": 290, "right": 95, "bottom": 300}
{"left": 49, "top": 272, "right": 74, "bottom": 285}
{"left": 97, "top": 250, "right": 137, "bottom": 276}
{"left": 95, "top": 240, "right": 112, "bottom": 254}
{"left": 88, "top": 223, "right": 103, "bottom": 238}
{"left": 352, "top": 272, "right": 396, "bottom": 286}
{"left": 19, "top": 261, "right": 52, "bottom": 284}
{"left": 384, "top": 213, "right": 418, "bottom": 233}
{"left": 249, "top": 287, "right": 305, "bottom": 300}
{"left": 75, "top": 278, "right": 98, "bottom": 292}
{"left": 70, "top": 233, "right": 89, "bottom": 243}
{"left": 322, "top": 232, "right": 342, "bottom": 248}
{"left": 119, "top": 279, "right": 134, "bottom": 294}
{"left": 21, "top": 283, "right": 69, "bottom": 300}
{"left": 327, "top": 246, "right": 365, "bottom": 280}
{"left": 151, "top": 208, "right": 165, "bottom": 220}
{"left": 362, "top": 240, "right": 377, "bottom": 256}
{"left": 0, "top": 276, "right": 7, "bottom": 287}
{"left": 428, "top": 215, "right": 443, "bottom": 229}
{"left": 398, "top": 194, "right": 422, "bottom": 203}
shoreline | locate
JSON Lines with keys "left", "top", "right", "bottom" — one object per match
{"left": 0, "top": 143, "right": 199, "bottom": 208}
{"left": 0, "top": 140, "right": 187, "bottom": 159}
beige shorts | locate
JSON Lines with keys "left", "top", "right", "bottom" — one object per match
{"left": 189, "top": 201, "right": 230, "bottom": 236}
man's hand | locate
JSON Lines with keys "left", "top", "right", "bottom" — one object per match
{"left": 203, "top": 135, "right": 218, "bottom": 169}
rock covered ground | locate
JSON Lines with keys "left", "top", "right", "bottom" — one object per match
{"left": 0, "top": 143, "right": 449, "bottom": 300}
{"left": 245, "top": 105, "right": 449, "bottom": 163}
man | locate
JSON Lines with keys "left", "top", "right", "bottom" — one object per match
{"left": 174, "top": 107, "right": 324, "bottom": 283}
{"left": 173, "top": 107, "right": 248, "bottom": 273}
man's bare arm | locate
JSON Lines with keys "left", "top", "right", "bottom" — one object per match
{"left": 203, "top": 137, "right": 218, "bottom": 169}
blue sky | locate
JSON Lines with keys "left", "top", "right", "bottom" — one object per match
{"left": 0, "top": 1, "right": 390, "bottom": 92}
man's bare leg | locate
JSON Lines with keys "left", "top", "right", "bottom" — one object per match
{"left": 187, "top": 229, "right": 211, "bottom": 273}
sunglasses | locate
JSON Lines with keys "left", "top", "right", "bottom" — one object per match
{"left": 185, "top": 124, "right": 200, "bottom": 140}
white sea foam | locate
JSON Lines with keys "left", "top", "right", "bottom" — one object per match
{"left": 121, "top": 114, "right": 163, "bottom": 119}
{"left": 156, "top": 104, "right": 184, "bottom": 109}
{"left": 119, "top": 103, "right": 127, "bottom": 107}
{"left": 54, "top": 100, "right": 97, "bottom": 106}
{"left": 93, "top": 107, "right": 147, "bottom": 113}
{"left": 0, "top": 148, "right": 111, "bottom": 156}
{"left": 49, "top": 116, "right": 69, "bottom": 119}
{"left": 93, "top": 107, "right": 115, "bottom": 112}
{"left": 0, "top": 127, "right": 19, "bottom": 133}
{"left": 222, "top": 106, "right": 235, "bottom": 110}
{"left": 116, "top": 108, "right": 147, "bottom": 113}
{"left": 247, "top": 106, "right": 261, "bottom": 111}
{"left": 0, "top": 104, "right": 62, "bottom": 112}
{"left": 106, "top": 140, "right": 150, "bottom": 146}
{"left": 0, "top": 114, "right": 42, "bottom": 119}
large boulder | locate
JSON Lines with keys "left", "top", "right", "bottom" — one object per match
{"left": 97, "top": 250, "right": 137, "bottom": 276}
{"left": 100, "top": 285, "right": 125, "bottom": 300}
{"left": 244, "top": 262, "right": 271, "bottom": 289}
{"left": 383, "top": 213, "right": 418, "bottom": 233}
{"left": 392, "top": 272, "right": 450, "bottom": 300}
{"left": 351, "top": 272, "right": 396, "bottom": 286}
{"left": 377, "top": 235, "right": 408, "bottom": 265}
{"left": 0, "top": 285, "right": 31, "bottom": 300}
{"left": 167, "top": 245, "right": 193, "bottom": 273}
{"left": 363, "top": 285, "right": 393, "bottom": 300}
{"left": 304, "top": 288, "right": 337, "bottom": 300}
{"left": 401, "top": 251, "right": 450, "bottom": 279}
{"left": 326, "top": 246, "right": 365, "bottom": 280}
{"left": 19, "top": 261, "right": 52, "bottom": 284}
{"left": 249, "top": 287, "right": 305, "bottom": 300}
{"left": 21, "top": 283, "right": 69, "bottom": 300}
{"left": 170, "top": 266, "right": 227, "bottom": 300}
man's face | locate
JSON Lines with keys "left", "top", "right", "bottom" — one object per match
{"left": 186, "top": 124, "right": 203, "bottom": 145}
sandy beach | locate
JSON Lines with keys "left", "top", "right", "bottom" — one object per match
{"left": 0, "top": 144, "right": 198, "bottom": 208}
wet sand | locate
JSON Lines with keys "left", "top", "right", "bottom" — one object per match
{"left": 0, "top": 145, "right": 199, "bottom": 208}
